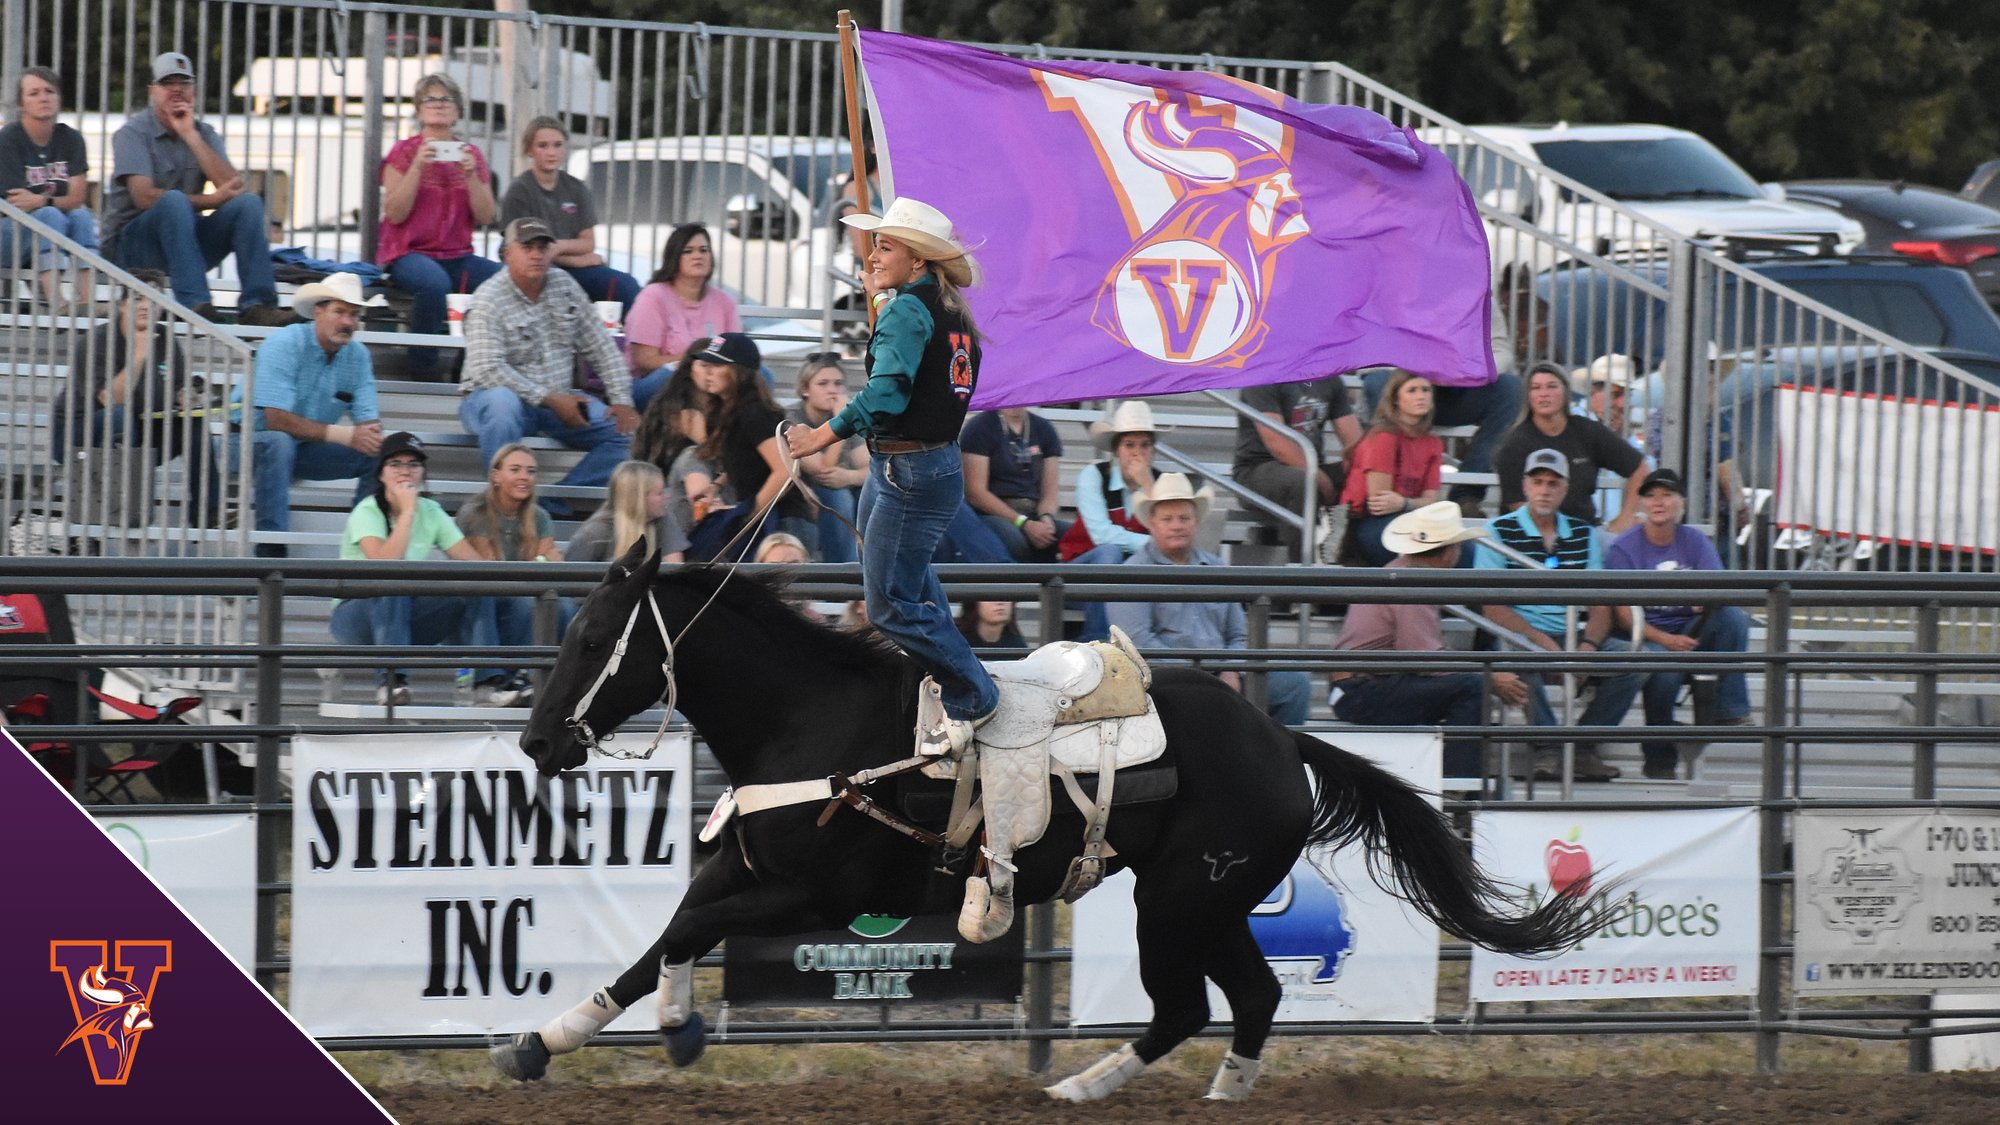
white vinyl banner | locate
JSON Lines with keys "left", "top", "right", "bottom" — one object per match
{"left": 1071, "top": 731, "right": 1442, "bottom": 1026}
{"left": 1470, "top": 807, "right": 1759, "bottom": 1002}
{"left": 1795, "top": 809, "right": 2000, "bottom": 996}
{"left": 289, "top": 732, "right": 693, "bottom": 1036}
{"left": 97, "top": 811, "right": 257, "bottom": 971}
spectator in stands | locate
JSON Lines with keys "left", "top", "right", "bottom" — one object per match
{"left": 1571, "top": 354, "right": 1636, "bottom": 438}
{"left": 54, "top": 268, "right": 220, "bottom": 528}
{"left": 1473, "top": 448, "right": 1645, "bottom": 781}
{"left": 1360, "top": 364, "right": 1521, "bottom": 510}
{"left": 683, "top": 332, "right": 815, "bottom": 559}
{"left": 1330, "top": 502, "right": 1528, "bottom": 777}
{"left": 1494, "top": 363, "right": 1646, "bottom": 533}
{"left": 1231, "top": 374, "right": 1360, "bottom": 554}
{"left": 754, "top": 532, "right": 812, "bottom": 565}
{"left": 631, "top": 356, "right": 708, "bottom": 472}
{"left": 329, "top": 433, "right": 484, "bottom": 706}
{"left": 461, "top": 217, "right": 636, "bottom": 504}
{"left": 101, "top": 52, "right": 292, "bottom": 326}
{"left": 454, "top": 442, "right": 571, "bottom": 707}
{"left": 1605, "top": 468, "right": 1753, "bottom": 779}
{"left": 1061, "top": 400, "right": 1164, "bottom": 640}
{"left": 624, "top": 223, "right": 741, "bottom": 410}
{"left": 566, "top": 459, "right": 687, "bottom": 565}
{"left": 958, "top": 600, "right": 1029, "bottom": 651}
{"left": 1340, "top": 370, "right": 1444, "bottom": 565}
{"left": 786, "top": 353, "right": 868, "bottom": 564}
{"left": 501, "top": 116, "right": 638, "bottom": 316}
{"left": 1108, "top": 473, "right": 1312, "bottom": 725}
{"left": 378, "top": 72, "right": 502, "bottom": 372}
{"left": 246, "top": 272, "right": 387, "bottom": 558}
{"left": 1, "top": 66, "right": 97, "bottom": 313}
{"left": 962, "top": 407, "right": 1068, "bottom": 562}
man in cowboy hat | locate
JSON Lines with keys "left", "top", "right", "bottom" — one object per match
{"left": 1570, "top": 353, "right": 1637, "bottom": 438}
{"left": 1107, "top": 473, "right": 1312, "bottom": 725}
{"left": 245, "top": 272, "right": 389, "bottom": 556}
{"left": 1330, "top": 502, "right": 1528, "bottom": 778}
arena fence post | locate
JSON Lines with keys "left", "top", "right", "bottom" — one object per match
{"left": 1024, "top": 575, "right": 1064, "bottom": 1074}
{"left": 1755, "top": 582, "right": 1790, "bottom": 1073}
{"left": 1907, "top": 600, "right": 1941, "bottom": 1073}
{"left": 533, "top": 591, "right": 561, "bottom": 700}
{"left": 1246, "top": 595, "right": 1272, "bottom": 713}
{"left": 254, "top": 571, "right": 285, "bottom": 991}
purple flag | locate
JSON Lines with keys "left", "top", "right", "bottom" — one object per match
{"left": 857, "top": 30, "right": 1496, "bottom": 407}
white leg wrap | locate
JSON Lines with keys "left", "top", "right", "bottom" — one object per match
{"left": 1045, "top": 1043, "right": 1146, "bottom": 1103}
{"left": 537, "top": 988, "right": 624, "bottom": 1055}
{"left": 656, "top": 958, "right": 695, "bottom": 1028}
{"left": 1204, "top": 1051, "right": 1261, "bottom": 1101}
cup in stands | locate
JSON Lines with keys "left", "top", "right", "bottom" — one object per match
{"left": 445, "top": 292, "right": 473, "bottom": 336}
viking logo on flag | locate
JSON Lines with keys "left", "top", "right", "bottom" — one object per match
{"left": 857, "top": 30, "right": 1494, "bottom": 408}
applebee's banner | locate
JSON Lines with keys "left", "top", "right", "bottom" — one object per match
{"left": 857, "top": 30, "right": 1495, "bottom": 408}
{"left": 97, "top": 811, "right": 257, "bottom": 971}
{"left": 1470, "top": 808, "right": 1759, "bottom": 1002}
{"left": 1072, "top": 732, "right": 1441, "bottom": 1025}
{"left": 289, "top": 733, "right": 692, "bottom": 1036}
{"left": 1795, "top": 810, "right": 2000, "bottom": 995}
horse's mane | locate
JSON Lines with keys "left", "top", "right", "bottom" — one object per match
{"left": 665, "top": 565, "right": 908, "bottom": 672}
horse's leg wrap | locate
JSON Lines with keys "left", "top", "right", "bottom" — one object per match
{"left": 958, "top": 864, "right": 1016, "bottom": 944}
{"left": 655, "top": 957, "right": 695, "bottom": 1028}
{"left": 537, "top": 987, "right": 624, "bottom": 1054}
{"left": 1044, "top": 1042, "right": 1146, "bottom": 1102}
{"left": 1204, "top": 1051, "right": 1261, "bottom": 1101}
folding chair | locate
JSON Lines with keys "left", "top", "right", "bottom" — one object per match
{"left": 81, "top": 687, "right": 205, "bottom": 803}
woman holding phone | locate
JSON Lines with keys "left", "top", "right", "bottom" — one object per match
{"left": 377, "top": 72, "right": 501, "bottom": 373}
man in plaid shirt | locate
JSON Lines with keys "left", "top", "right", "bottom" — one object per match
{"left": 459, "top": 217, "right": 637, "bottom": 502}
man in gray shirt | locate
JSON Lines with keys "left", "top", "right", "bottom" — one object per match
{"left": 460, "top": 217, "right": 637, "bottom": 498}
{"left": 101, "top": 52, "right": 291, "bottom": 326}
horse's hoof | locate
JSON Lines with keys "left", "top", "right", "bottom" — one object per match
{"left": 660, "top": 1011, "right": 706, "bottom": 1067}
{"left": 490, "top": 1031, "right": 550, "bottom": 1081}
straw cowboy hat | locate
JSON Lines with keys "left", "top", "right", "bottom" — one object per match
{"left": 1380, "top": 500, "right": 1486, "bottom": 555}
{"left": 1089, "top": 400, "right": 1164, "bottom": 451}
{"left": 841, "top": 197, "right": 980, "bottom": 287}
{"left": 1133, "top": 472, "right": 1214, "bottom": 524}
{"left": 291, "top": 272, "right": 388, "bottom": 317}
{"left": 1569, "top": 353, "right": 1638, "bottom": 397}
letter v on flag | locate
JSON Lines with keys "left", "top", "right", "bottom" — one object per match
{"left": 855, "top": 29, "right": 1496, "bottom": 408}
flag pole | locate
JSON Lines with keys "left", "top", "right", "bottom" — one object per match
{"left": 837, "top": 10, "right": 877, "bottom": 328}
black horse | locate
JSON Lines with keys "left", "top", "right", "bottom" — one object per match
{"left": 495, "top": 543, "right": 1602, "bottom": 1101}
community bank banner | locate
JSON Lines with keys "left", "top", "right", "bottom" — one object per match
{"left": 1795, "top": 809, "right": 2000, "bottom": 995}
{"left": 1071, "top": 731, "right": 1442, "bottom": 1025}
{"left": 290, "top": 732, "right": 693, "bottom": 1036}
{"left": 724, "top": 912, "right": 1023, "bottom": 1006}
{"left": 857, "top": 30, "right": 1495, "bottom": 408}
{"left": 96, "top": 811, "right": 257, "bottom": 971}
{"left": 1470, "top": 808, "right": 1759, "bottom": 1002}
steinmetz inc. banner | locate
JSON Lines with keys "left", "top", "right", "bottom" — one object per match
{"left": 290, "top": 733, "right": 692, "bottom": 1036}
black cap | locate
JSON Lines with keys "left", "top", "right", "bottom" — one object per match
{"left": 693, "top": 331, "right": 761, "bottom": 370}
{"left": 1637, "top": 468, "right": 1685, "bottom": 496}
{"left": 377, "top": 432, "right": 427, "bottom": 468}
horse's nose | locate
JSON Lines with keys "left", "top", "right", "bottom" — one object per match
{"left": 520, "top": 733, "right": 549, "bottom": 764}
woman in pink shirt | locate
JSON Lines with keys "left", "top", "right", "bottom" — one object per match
{"left": 624, "top": 222, "right": 741, "bottom": 410}
{"left": 377, "top": 73, "right": 501, "bottom": 373}
{"left": 1339, "top": 369, "right": 1444, "bottom": 565}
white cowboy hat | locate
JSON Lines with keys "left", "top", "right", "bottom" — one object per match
{"left": 841, "top": 197, "right": 980, "bottom": 287}
{"left": 1380, "top": 500, "right": 1487, "bottom": 555}
{"left": 1132, "top": 472, "right": 1213, "bottom": 524}
{"left": 1569, "top": 353, "right": 1637, "bottom": 397}
{"left": 1089, "top": 400, "right": 1164, "bottom": 451}
{"left": 292, "top": 272, "right": 388, "bottom": 317}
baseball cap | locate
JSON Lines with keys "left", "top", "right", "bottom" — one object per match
{"left": 1523, "top": 448, "right": 1569, "bottom": 480}
{"left": 151, "top": 53, "right": 196, "bottom": 82}
{"left": 377, "top": 432, "right": 428, "bottom": 467}
{"left": 693, "top": 332, "right": 761, "bottom": 370}
{"left": 1637, "top": 468, "right": 1686, "bottom": 496}
{"left": 504, "top": 217, "right": 556, "bottom": 245}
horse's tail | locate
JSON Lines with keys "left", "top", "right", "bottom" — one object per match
{"left": 1292, "top": 730, "right": 1605, "bottom": 956}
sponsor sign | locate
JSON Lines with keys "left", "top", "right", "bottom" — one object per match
{"left": 1795, "top": 810, "right": 2000, "bottom": 995}
{"left": 95, "top": 811, "right": 256, "bottom": 970}
{"left": 1470, "top": 808, "right": 1759, "bottom": 1001}
{"left": 724, "top": 913, "right": 1023, "bottom": 1005}
{"left": 1071, "top": 731, "right": 1442, "bottom": 1025}
{"left": 289, "top": 732, "right": 692, "bottom": 1036}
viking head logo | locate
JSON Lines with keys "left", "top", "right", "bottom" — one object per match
{"left": 51, "top": 941, "right": 172, "bottom": 1085}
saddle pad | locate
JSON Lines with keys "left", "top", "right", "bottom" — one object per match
{"left": 898, "top": 761, "right": 1178, "bottom": 827}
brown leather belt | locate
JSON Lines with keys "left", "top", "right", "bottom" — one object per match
{"left": 867, "top": 437, "right": 952, "bottom": 455}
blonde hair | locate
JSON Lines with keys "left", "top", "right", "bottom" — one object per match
{"left": 754, "top": 532, "right": 811, "bottom": 564}
{"left": 519, "top": 114, "right": 565, "bottom": 155}
{"left": 607, "top": 460, "right": 666, "bottom": 558}
{"left": 462, "top": 442, "right": 541, "bottom": 560}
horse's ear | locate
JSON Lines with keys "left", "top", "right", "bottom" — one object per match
{"left": 608, "top": 539, "right": 662, "bottom": 588}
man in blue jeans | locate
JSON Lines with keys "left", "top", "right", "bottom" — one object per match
{"left": 100, "top": 52, "right": 295, "bottom": 327}
{"left": 244, "top": 273, "right": 388, "bottom": 557}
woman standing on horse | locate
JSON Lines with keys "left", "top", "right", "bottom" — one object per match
{"left": 784, "top": 197, "right": 999, "bottom": 755}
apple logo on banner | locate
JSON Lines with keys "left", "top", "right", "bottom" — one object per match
{"left": 1545, "top": 827, "right": 1593, "bottom": 898}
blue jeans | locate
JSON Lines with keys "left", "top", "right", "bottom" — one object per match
{"left": 934, "top": 499, "right": 1012, "bottom": 564}
{"left": 980, "top": 510, "right": 1070, "bottom": 563}
{"left": 1520, "top": 637, "right": 1644, "bottom": 738}
{"left": 1334, "top": 672, "right": 1489, "bottom": 776}
{"left": 1641, "top": 605, "right": 1752, "bottom": 724}
{"left": 1068, "top": 542, "right": 1131, "bottom": 642}
{"left": 559, "top": 263, "right": 641, "bottom": 313}
{"left": 114, "top": 191, "right": 276, "bottom": 310}
{"left": 387, "top": 252, "right": 502, "bottom": 371}
{"left": 858, "top": 444, "right": 1000, "bottom": 720}
{"left": 1265, "top": 669, "right": 1312, "bottom": 726}
{"left": 473, "top": 594, "right": 576, "bottom": 683}
{"left": 459, "top": 386, "right": 631, "bottom": 489}
{"left": 0, "top": 205, "right": 97, "bottom": 270}
{"left": 329, "top": 595, "right": 479, "bottom": 685}
{"left": 809, "top": 482, "right": 861, "bottom": 564}
{"left": 1363, "top": 370, "right": 1522, "bottom": 500}
{"left": 66, "top": 404, "right": 222, "bottom": 523}
{"left": 245, "top": 430, "right": 375, "bottom": 535}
